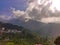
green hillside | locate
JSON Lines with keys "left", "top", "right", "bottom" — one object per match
{"left": 0, "top": 22, "right": 54, "bottom": 45}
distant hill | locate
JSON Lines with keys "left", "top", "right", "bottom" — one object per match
{"left": 0, "top": 21, "right": 52, "bottom": 45}
{"left": 0, "top": 19, "right": 60, "bottom": 39}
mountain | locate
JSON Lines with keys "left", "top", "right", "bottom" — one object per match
{"left": 0, "top": 19, "right": 60, "bottom": 39}
{"left": 0, "top": 22, "right": 23, "bottom": 30}
{"left": 46, "top": 23, "right": 60, "bottom": 38}
{"left": 6, "top": 19, "right": 60, "bottom": 39}
{"left": 7, "top": 19, "right": 45, "bottom": 30}
{"left": 0, "top": 22, "right": 52, "bottom": 45}
{"left": 24, "top": 20, "right": 60, "bottom": 39}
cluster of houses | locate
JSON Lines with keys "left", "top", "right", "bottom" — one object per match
{"left": 0, "top": 27, "right": 21, "bottom": 40}
{"left": 0, "top": 27, "right": 21, "bottom": 34}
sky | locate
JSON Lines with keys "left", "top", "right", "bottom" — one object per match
{"left": 0, "top": 0, "right": 60, "bottom": 23}
{"left": 0, "top": 0, "right": 27, "bottom": 15}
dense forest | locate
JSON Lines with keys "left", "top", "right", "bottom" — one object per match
{"left": 0, "top": 22, "right": 54, "bottom": 45}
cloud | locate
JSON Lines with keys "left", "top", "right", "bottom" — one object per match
{"left": 7, "top": 0, "right": 60, "bottom": 23}
{"left": 0, "top": 15, "right": 14, "bottom": 23}
{"left": 0, "top": 15, "right": 12, "bottom": 20}
{"left": 11, "top": 0, "right": 52, "bottom": 21}
{"left": 12, "top": 8, "right": 25, "bottom": 17}
{"left": 11, "top": 7, "right": 32, "bottom": 22}
{"left": 40, "top": 17, "right": 60, "bottom": 23}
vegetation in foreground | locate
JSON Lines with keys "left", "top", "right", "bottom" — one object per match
{"left": 0, "top": 22, "right": 54, "bottom": 45}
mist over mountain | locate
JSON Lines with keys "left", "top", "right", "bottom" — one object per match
{"left": 0, "top": 18, "right": 60, "bottom": 39}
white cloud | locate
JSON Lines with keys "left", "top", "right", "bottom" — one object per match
{"left": 0, "top": 0, "right": 60, "bottom": 23}
{"left": 40, "top": 17, "right": 60, "bottom": 23}
{"left": 10, "top": 0, "right": 60, "bottom": 23}
{"left": 11, "top": 7, "right": 32, "bottom": 22}
{"left": 11, "top": 7, "right": 25, "bottom": 17}
{"left": 0, "top": 15, "right": 12, "bottom": 20}
{"left": 11, "top": 0, "right": 51, "bottom": 20}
